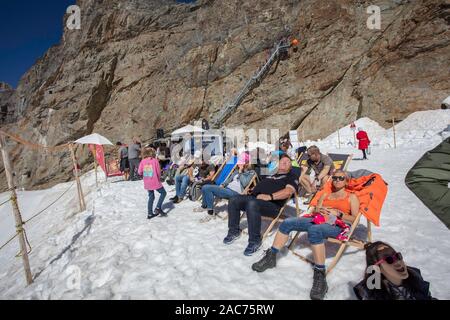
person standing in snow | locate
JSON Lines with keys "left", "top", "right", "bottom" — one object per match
{"left": 405, "top": 137, "right": 450, "bottom": 229}
{"left": 116, "top": 141, "right": 130, "bottom": 181}
{"left": 138, "top": 147, "right": 167, "bottom": 219}
{"left": 128, "top": 136, "right": 142, "bottom": 181}
{"left": 356, "top": 128, "right": 371, "bottom": 160}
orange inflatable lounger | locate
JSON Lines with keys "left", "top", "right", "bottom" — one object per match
{"left": 309, "top": 173, "right": 388, "bottom": 226}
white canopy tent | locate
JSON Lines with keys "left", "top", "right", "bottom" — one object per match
{"left": 171, "top": 125, "right": 204, "bottom": 136}
{"left": 74, "top": 133, "right": 113, "bottom": 146}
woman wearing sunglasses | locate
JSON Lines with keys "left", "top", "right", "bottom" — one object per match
{"left": 251, "top": 170, "right": 359, "bottom": 300}
{"left": 354, "top": 241, "right": 435, "bottom": 300}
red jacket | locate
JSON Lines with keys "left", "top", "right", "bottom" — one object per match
{"left": 356, "top": 130, "right": 370, "bottom": 150}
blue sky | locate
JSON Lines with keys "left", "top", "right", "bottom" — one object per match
{"left": 0, "top": 0, "right": 196, "bottom": 89}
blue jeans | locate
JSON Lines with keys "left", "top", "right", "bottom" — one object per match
{"left": 279, "top": 217, "right": 342, "bottom": 245}
{"left": 148, "top": 187, "right": 166, "bottom": 214}
{"left": 175, "top": 175, "right": 190, "bottom": 198}
{"left": 201, "top": 184, "right": 240, "bottom": 209}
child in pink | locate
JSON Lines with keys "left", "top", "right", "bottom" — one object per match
{"left": 138, "top": 148, "right": 167, "bottom": 219}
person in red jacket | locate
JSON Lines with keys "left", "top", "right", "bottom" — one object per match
{"left": 356, "top": 127, "right": 370, "bottom": 160}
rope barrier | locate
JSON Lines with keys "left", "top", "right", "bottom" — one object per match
{"left": 0, "top": 129, "right": 70, "bottom": 152}
{"left": 23, "top": 182, "right": 75, "bottom": 225}
{"left": 0, "top": 233, "right": 19, "bottom": 252}
{"left": 0, "top": 182, "right": 74, "bottom": 255}
{"left": 0, "top": 198, "right": 10, "bottom": 208}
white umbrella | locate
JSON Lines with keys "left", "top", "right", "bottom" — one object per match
{"left": 74, "top": 133, "right": 113, "bottom": 145}
{"left": 171, "top": 125, "right": 204, "bottom": 136}
{"left": 74, "top": 133, "right": 114, "bottom": 186}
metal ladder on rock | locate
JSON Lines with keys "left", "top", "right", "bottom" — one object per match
{"left": 212, "top": 40, "right": 291, "bottom": 128}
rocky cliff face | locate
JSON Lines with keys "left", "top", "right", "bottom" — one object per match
{"left": 0, "top": 82, "right": 15, "bottom": 124}
{"left": 1, "top": 0, "right": 449, "bottom": 190}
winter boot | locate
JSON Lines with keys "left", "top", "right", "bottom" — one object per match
{"left": 310, "top": 266, "right": 328, "bottom": 300}
{"left": 251, "top": 249, "right": 277, "bottom": 272}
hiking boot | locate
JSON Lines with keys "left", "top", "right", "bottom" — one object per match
{"left": 251, "top": 249, "right": 277, "bottom": 272}
{"left": 169, "top": 195, "right": 178, "bottom": 201}
{"left": 223, "top": 230, "right": 241, "bottom": 245}
{"left": 174, "top": 196, "right": 184, "bottom": 204}
{"left": 147, "top": 212, "right": 159, "bottom": 220}
{"left": 244, "top": 241, "right": 262, "bottom": 256}
{"left": 155, "top": 208, "right": 167, "bottom": 217}
{"left": 310, "top": 267, "right": 328, "bottom": 300}
{"left": 207, "top": 209, "right": 214, "bottom": 216}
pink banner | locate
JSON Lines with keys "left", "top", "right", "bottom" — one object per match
{"left": 89, "top": 144, "right": 106, "bottom": 173}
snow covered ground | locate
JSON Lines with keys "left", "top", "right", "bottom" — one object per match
{"left": 1, "top": 110, "right": 449, "bottom": 300}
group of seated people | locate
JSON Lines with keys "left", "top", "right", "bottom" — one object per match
{"left": 162, "top": 142, "right": 435, "bottom": 300}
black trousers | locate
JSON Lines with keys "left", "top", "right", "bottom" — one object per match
{"left": 228, "top": 195, "right": 281, "bottom": 244}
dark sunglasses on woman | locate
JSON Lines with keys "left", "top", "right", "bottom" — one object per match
{"left": 375, "top": 252, "right": 403, "bottom": 265}
{"left": 332, "top": 175, "right": 346, "bottom": 182}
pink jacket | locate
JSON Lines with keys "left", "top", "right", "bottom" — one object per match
{"left": 138, "top": 157, "right": 163, "bottom": 190}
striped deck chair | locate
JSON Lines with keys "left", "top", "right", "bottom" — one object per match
{"left": 298, "top": 152, "right": 353, "bottom": 198}
{"left": 327, "top": 153, "right": 353, "bottom": 171}
{"left": 288, "top": 173, "right": 387, "bottom": 275}
{"left": 196, "top": 155, "right": 238, "bottom": 202}
{"left": 212, "top": 155, "right": 238, "bottom": 186}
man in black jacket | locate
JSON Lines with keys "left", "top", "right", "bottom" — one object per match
{"left": 223, "top": 154, "right": 298, "bottom": 256}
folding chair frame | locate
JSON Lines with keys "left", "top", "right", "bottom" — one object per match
{"left": 261, "top": 193, "right": 301, "bottom": 241}
{"left": 241, "top": 193, "right": 302, "bottom": 241}
{"left": 287, "top": 212, "right": 373, "bottom": 275}
{"left": 217, "top": 173, "right": 260, "bottom": 220}
{"left": 327, "top": 153, "right": 353, "bottom": 172}
{"left": 197, "top": 156, "right": 238, "bottom": 202}
{"left": 297, "top": 153, "right": 353, "bottom": 198}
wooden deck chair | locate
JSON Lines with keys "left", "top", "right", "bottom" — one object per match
{"left": 260, "top": 193, "right": 301, "bottom": 242}
{"left": 288, "top": 173, "right": 387, "bottom": 275}
{"left": 196, "top": 156, "right": 238, "bottom": 202}
{"left": 297, "top": 152, "right": 309, "bottom": 167}
{"left": 215, "top": 173, "right": 260, "bottom": 220}
{"left": 240, "top": 193, "right": 302, "bottom": 239}
{"left": 288, "top": 211, "right": 371, "bottom": 274}
{"left": 211, "top": 155, "right": 238, "bottom": 186}
{"left": 297, "top": 152, "right": 353, "bottom": 198}
{"left": 296, "top": 152, "right": 310, "bottom": 197}
{"left": 327, "top": 153, "right": 353, "bottom": 171}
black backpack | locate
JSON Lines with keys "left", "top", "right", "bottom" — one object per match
{"left": 188, "top": 181, "right": 203, "bottom": 201}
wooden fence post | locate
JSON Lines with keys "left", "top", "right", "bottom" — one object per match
{"left": 69, "top": 143, "right": 86, "bottom": 212}
{"left": 0, "top": 133, "right": 33, "bottom": 285}
{"left": 337, "top": 129, "right": 341, "bottom": 149}
{"left": 392, "top": 117, "right": 397, "bottom": 149}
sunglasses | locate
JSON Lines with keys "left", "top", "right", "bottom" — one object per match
{"left": 375, "top": 252, "right": 403, "bottom": 265}
{"left": 331, "top": 176, "right": 346, "bottom": 182}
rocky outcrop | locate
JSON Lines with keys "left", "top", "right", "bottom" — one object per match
{"left": 1, "top": 0, "right": 449, "bottom": 190}
{"left": 0, "top": 82, "right": 15, "bottom": 124}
